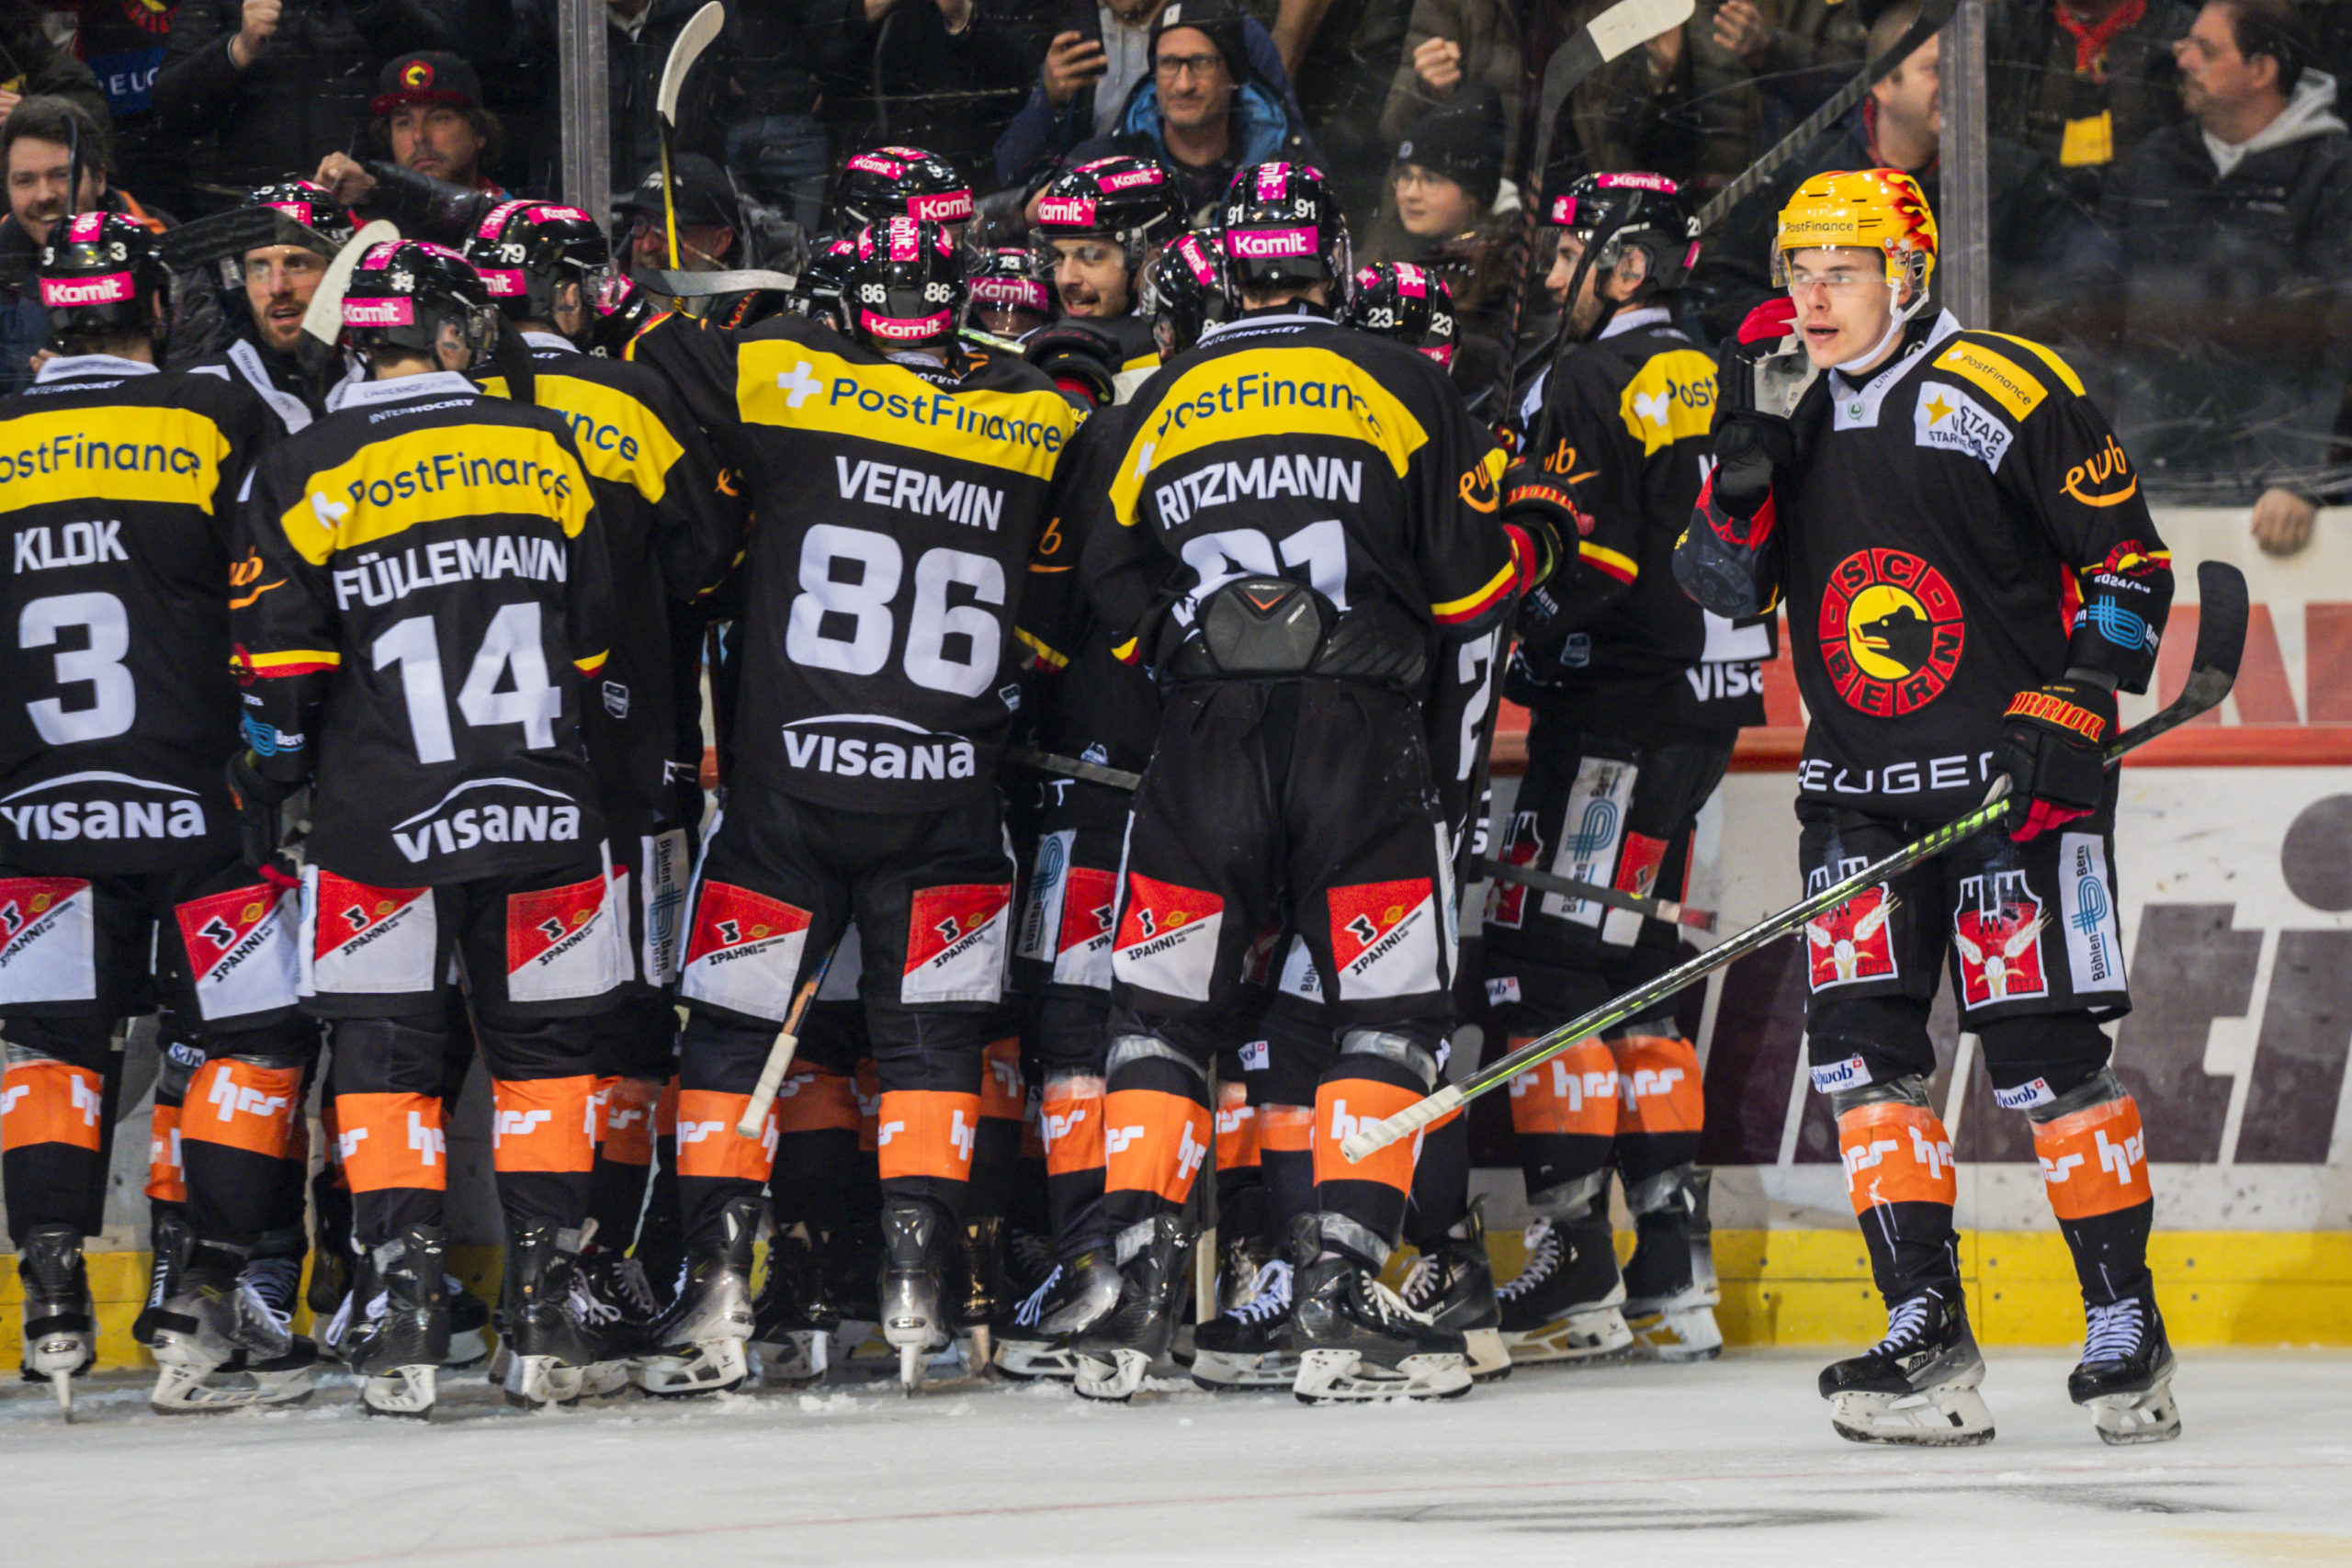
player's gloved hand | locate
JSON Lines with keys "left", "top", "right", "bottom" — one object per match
{"left": 1710, "top": 411, "right": 1797, "bottom": 522}
{"left": 226, "top": 750, "right": 300, "bottom": 890}
{"left": 1713, "top": 298, "right": 1798, "bottom": 417}
{"left": 1996, "top": 675, "right": 2115, "bottom": 841}
{"left": 1023, "top": 319, "right": 1121, "bottom": 410}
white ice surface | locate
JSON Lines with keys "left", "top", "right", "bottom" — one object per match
{"left": 1, "top": 1350, "right": 2345, "bottom": 1567}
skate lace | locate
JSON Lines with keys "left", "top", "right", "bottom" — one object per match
{"left": 1012, "top": 1265, "right": 1063, "bottom": 1329}
{"left": 325, "top": 1289, "right": 388, "bottom": 1348}
{"left": 1359, "top": 1271, "right": 1437, "bottom": 1329}
{"left": 606, "top": 1257, "right": 660, "bottom": 1316}
{"left": 1495, "top": 1218, "right": 1558, "bottom": 1304}
{"left": 1399, "top": 1253, "right": 1442, "bottom": 1312}
{"left": 239, "top": 1257, "right": 302, "bottom": 1328}
{"left": 2083, "top": 1298, "right": 2143, "bottom": 1362}
{"left": 1875, "top": 1294, "right": 1936, "bottom": 1355}
{"left": 1225, "top": 1259, "right": 1292, "bottom": 1325}
{"left": 570, "top": 1271, "right": 625, "bottom": 1326}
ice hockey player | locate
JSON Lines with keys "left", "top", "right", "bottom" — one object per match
{"left": 1024, "top": 155, "right": 1187, "bottom": 404}
{"left": 463, "top": 198, "right": 741, "bottom": 1350}
{"left": 628, "top": 217, "right": 1076, "bottom": 1393}
{"left": 1480, "top": 172, "right": 1758, "bottom": 1368}
{"left": 965, "top": 246, "right": 1058, "bottom": 344}
{"left": 0, "top": 213, "right": 310, "bottom": 1416}
{"left": 232, "top": 239, "right": 625, "bottom": 1416}
{"left": 833, "top": 144, "right": 976, "bottom": 244}
{"left": 1078, "top": 162, "right": 1552, "bottom": 1403}
{"left": 1675, "top": 168, "right": 2179, "bottom": 1446}
{"left": 189, "top": 179, "right": 359, "bottom": 432}
{"left": 1339, "top": 260, "right": 1458, "bottom": 367}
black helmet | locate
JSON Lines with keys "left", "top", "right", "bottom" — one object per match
{"left": 963, "top": 244, "right": 1056, "bottom": 337}
{"left": 243, "top": 178, "right": 356, "bottom": 253}
{"left": 1218, "top": 162, "right": 1349, "bottom": 301}
{"left": 787, "top": 234, "right": 859, "bottom": 334}
{"left": 1551, "top": 171, "right": 1700, "bottom": 295}
{"left": 1341, "top": 261, "right": 1457, "bottom": 367}
{"left": 39, "top": 210, "right": 170, "bottom": 346}
{"left": 849, "top": 219, "right": 963, "bottom": 349}
{"left": 581, "top": 271, "right": 655, "bottom": 357}
{"left": 1139, "top": 229, "right": 1229, "bottom": 359}
{"left": 340, "top": 238, "right": 498, "bottom": 365}
{"left": 835, "top": 144, "right": 973, "bottom": 233}
{"left": 1031, "top": 155, "right": 1185, "bottom": 271}
{"left": 461, "top": 198, "right": 612, "bottom": 324}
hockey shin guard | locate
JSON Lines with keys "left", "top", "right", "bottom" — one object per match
{"left": 588, "top": 1076, "right": 660, "bottom": 1249}
{"left": 767, "top": 1063, "right": 862, "bottom": 1233}
{"left": 675, "top": 1014, "right": 786, "bottom": 1239}
{"left": 1101, "top": 1034, "right": 1211, "bottom": 1235}
{"left": 1314, "top": 1030, "right": 1443, "bottom": 1268}
{"left": 1610, "top": 1034, "right": 1704, "bottom": 1184}
{"left": 967, "top": 1034, "right": 1026, "bottom": 1223}
{"left": 144, "top": 1022, "right": 202, "bottom": 1209}
{"left": 1835, "top": 1083, "right": 1962, "bottom": 1308}
{"left": 487, "top": 1073, "right": 597, "bottom": 1234}
{"left": 1214, "top": 1074, "right": 1261, "bottom": 1213}
{"left": 1259, "top": 1104, "right": 1316, "bottom": 1234}
{"left": 1041, "top": 1067, "right": 1108, "bottom": 1258}
{"left": 1507, "top": 1034, "right": 1619, "bottom": 1203}
{"left": 180, "top": 1054, "right": 306, "bottom": 1249}
{"left": 2028, "top": 1071, "right": 2155, "bottom": 1308}
{"left": 1403, "top": 1105, "right": 1469, "bottom": 1252}
{"left": 1, "top": 1030, "right": 111, "bottom": 1246}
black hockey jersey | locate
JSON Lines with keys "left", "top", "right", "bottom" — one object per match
{"left": 1085, "top": 309, "right": 1519, "bottom": 675}
{"left": 479, "top": 333, "right": 741, "bottom": 829}
{"left": 629, "top": 315, "right": 1079, "bottom": 813}
{"left": 1509, "top": 310, "right": 1772, "bottom": 738}
{"left": 232, "top": 372, "right": 615, "bottom": 886}
{"left": 1686, "top": 313, "right": 2173, "bottom": 820}
{"left": 0, "top": 355, "right": 277, "bottom": 874}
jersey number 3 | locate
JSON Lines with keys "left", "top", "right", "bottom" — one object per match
{"left": 21, "top": 591, "right": 136, "bottom": 744}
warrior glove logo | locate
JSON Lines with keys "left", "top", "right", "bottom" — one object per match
{"left": 1819, "top": 547, "right": 1965, "bottom": 716}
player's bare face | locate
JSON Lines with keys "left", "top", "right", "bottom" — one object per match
{"left": 243, "top": 244, "right": 327, "bottom": 355}
{"left": 1786, "top": 245, "right": 1897, "bottom": 369}
{"left": 1052, "top": 239, "right": 1130, "bottom": 317}
{"left": 1546, "top": 229, "right": 1611, "bottom": 335}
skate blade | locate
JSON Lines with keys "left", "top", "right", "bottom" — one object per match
{"left": 2086, "top": 1373, "right": 2182, "bottom": 1446}
{"left": 1628, "top": 1305, "right": 1724, "bottom": 1363}
{"left": 1830, "top": 1385, "right": 1996, "bottom": 1446}
{"left": 990, "top": 1337, "right": 1080, "bottom": 1382}
{"left": 1292, "top": 1348, "right": 1471, "bottom": 1404}
{"left": 361, "top": 1365, "right": 436, "bottom": 1419}
{"left": 1503, "top": 1307, "right": 1635, "bottom": 1366}
{"left": 1073, "top": 1347, "right": 1153, "bottom": 1403}
{"left": 152, "top": 1360, "right": 317, "bottom": 1413}
{"left": 1463, "top": 1327, "right": 1514, "bottom": 1383}
{"left": 43, "top": 1370, "right": 75, "bottom": 1421}
{"left": 1189, "top": 1348, "right": 1302, "bottom": 1392}
{"left": 752, "top": 1331, "right": 825, "bottom": 1385}
{"left": 503, "top": 1354, "right": 587, "bottom": 1408}
{"left": 958, "top": 1325, "right": 995, "bottom": 1380}
{"left": 147, "top": 1325, "right": 235, "bottom": 1373}
{"left": 634, "top": 1337, "right": 748, "bottom": 1397}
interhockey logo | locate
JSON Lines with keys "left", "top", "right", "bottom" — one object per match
{"left": 409, "top": 1111, "right": 445, "bottom": 1166}
{"left": 1818, "top": 547, "right": 1965, "bottom": 717}
{"left": 1619, "top": 1066, "right": 1684, "bottom": 1111}
{"left": 1514, "top": 1058, "right": 1614, "bottom": 1111}
{"left": 1042, "top": 1105, "right": 1088, "bottom": 1145}
{"left": 1953, "top": 871, "right": 2049, "bottom": 1007}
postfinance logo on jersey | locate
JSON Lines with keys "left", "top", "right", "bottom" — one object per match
{"left": 481, "top": 373, "right": 685, "bottom": 504}
{"left": 0, "top": 406, "right": 226, "bottom": 510}
{"left": 279, "top": 424, "right": 594, "bottom": 565}
{"left": 741, "top": 344, "right": 1073, "bottom": 480}
{"left": 1618, "top": 349, "right": 1716, "bottom": 456}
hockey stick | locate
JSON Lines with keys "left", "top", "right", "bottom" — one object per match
{"left": 1342, "top": 561, "right": 2250, "bottom": 1163}
{"left": 1487, "top": 0, "right": 1697, "bottom": 428}
{"left": 658, "top": 267, "right": 797, "bottom": 298}
{"left": 299, "top": 220, "right": 400, "bottom": 353}
{"left": 1693, "top": 0, "right": 1958, "bottom": 231}
{"left": 657, "top": 2, "right": 728, "bottom": 275}
{"left": 737, "top": 941, "right": 838, "bottom": 1138}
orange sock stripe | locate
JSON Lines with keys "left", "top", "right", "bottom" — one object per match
{"left": 979, "top": 1036, "right": 1025, "bottom": 1121}
{"left": 334, "top": 1091, "right": 449, "bottom": 1193}
{"left": 1611, "top": 1035, "right": 1705, "bottom": 1135}
{"left": 1838, "top": 1101, "right": 1957, "bottom": 1215}
{"left": 597, "top": 1077, "right": 658, "bottom": 1166}
{"left": 145, "top": 1100, "right": 186, "bottom": 1203}
{"left": 2033, "top": 1094, "right": 2153, "bottom": 1221}
{"left": 875, "top": 1089, "right": 983, "bottom": 1183}
{"left": 181, "top": 1059, "right": 303, "bottom": 1161}
{"left": 1259, "top": 1102, "right": 1314, "bottom": 1153}
{"left": 1041, "top": 1082, "right": 1105, "bottom": 1179}
{"left": 674, "top": 1089, "right": 778, "bottom": 1182}
{"left": 1506, "top": 1037, "right": 1618, "bottom": 1139}
{"left": 491, "top": 1076, "right": 598, "bottom": 1175}
{"left": 0, "top": 1059, "right": 105, "bottom": 1154}
{"left": 1102, "top": 1089, "right": 1209, "bottom": 1205}
{"left": 1314, "top": 1077, "right": 1424, "bottom": 1194}
{"left": 1215, "top": 1077, "right": 1260, "bottom": 1171}
{"left": 774, "top": 1065, "right": 862, "bottom": 1136}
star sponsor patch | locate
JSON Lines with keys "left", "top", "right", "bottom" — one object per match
{"left": 1914, "top": 381, "right": 2013, "bottom": 470}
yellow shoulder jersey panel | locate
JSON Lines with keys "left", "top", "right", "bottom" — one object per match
{"left": 1110, "top": 345, "right": 1430, "bottom": 525}
{"left": 1980, "top": 332, "right": 2087, "bottom": 398}
{"left": 533, "top": 373, "right": 686, "bottom": 504}
{"left": 736, "top": 341, "right": 1075, "bottom": 480}
{"left": 1616, "top": 348, "right": 1717, "bottom": 456}
{"left": 277, "top": 423, "right": 594, "bottom": 565}
{"left": 1932, "top": 338, "right": 2049, "bottom": 422}
{"left": 0, "top": 405, "right": 230, "bottom": 513}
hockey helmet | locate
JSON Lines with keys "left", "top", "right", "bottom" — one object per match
{"left": 850, "top": 218, "right": 963, "bottom": 348}
{"left": 964, "top": 244, "right": 1056, "bottom": 338}
{"left": 1340, "top": 261, "right": 1457, "bottom": 367}
{"left": 788, "top": 235, "right": 860, "bottom": 335}
{"left": 1772, "top": 167, "right": 1938, "bottom": 301}
{"left": 243, "top": 178, "right": 356, "bottom": 254}
{"left": 835, "top": 144, "right": 973, "bottom": 232}
{"left": 39, "top": 210, "right": 170, "bottom": 345}
{"left": 1552, "top": 171, "right": 1701, "bottom": 296}
{"left": 1032, "top": 155, "right": 1186, "bottom": 272}
{"left": 1218, "top": 163, "right": 1350, "bottom": 302}
{"left": 340, "top": 238, "right": 499, "bottom": 365}
{"left": 1138, "top": 229, "right": 1229, "bottom": 359}
{"left": 462, "top": 199, "right": 613, "bottom": 324}
{"left": 581, "top": 270, "right": 656, "bottom": 357}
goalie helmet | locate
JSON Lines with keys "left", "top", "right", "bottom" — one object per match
{"left": 1340, "top": 261, "right": 1456, "bottom": 367}
{"left": 1031, "top": 155, "right": 1185, "bottom": 271}
{"left": 461, "top": 199, "right": 612, "bottom": 324}
{"left": 1551, "top": 171, "right": 1701, "bottom": 297}
{"left": 1139, "top": 229, "right": 1229, "bottom": 359}
{"left": 835, "top": 144, "right": 973, "bottom": 232}
{"left": 1218, "top": 162, "right": 1349, "bottom": 301}
{"left": 39, "top": 210, "right": 170, "bottom": 344}
{"left": 243, "top": 178, "right": 356, "bottom": 252}
{"left": 1772, "top": 166, "right": 1938, "bottom": 303}
{"left": 340, "top": 238, "right": 498, "bottom": 365}
{"left": 850, "top": 218, "right": 963, "bottom": 348}
{"left": 964, "top": 244, "right": 1056, "bottom": 337}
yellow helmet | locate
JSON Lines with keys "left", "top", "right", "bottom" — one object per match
{"left": 1770, "top": 168, "right": 1938, "bottom": 295}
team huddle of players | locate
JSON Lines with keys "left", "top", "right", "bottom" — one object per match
{"left": 0, "top": 139, "right": 2184, "bottom": 1446}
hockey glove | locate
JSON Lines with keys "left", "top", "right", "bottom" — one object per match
{"left": 1996, "top": 676, "right": 2115, "bottom": 841}
{"left": 1023, "top": 320, "right": 1123, "bottom": 411}
{"left": 226, "top": 750, "right": 301, "bottom": 890}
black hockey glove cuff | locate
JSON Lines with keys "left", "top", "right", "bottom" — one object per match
{"left": 1996, "top": 678, "right": 2115, "bottom": 842}
{"left": 1710, "top": 411, "right": 1797, "bottom": 521}
{"left": 2064, "top": 541, "right": 2172, "bottom": 695}
{"left": 1673, "top": 477, "right": 1781, "bottom": 619}
{"left": 1023, "top": 320, "right": 1122, "bottom": 410}
{"left": 226, "top": 751, "right": 301, "bottom": 889}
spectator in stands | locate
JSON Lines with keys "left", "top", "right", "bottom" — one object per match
{"left": 837, "top": 0, "right": 1042, "bottom": 180}
{"left": 718, "top": 1, "right": 857, "bottom": 231}
{"left": 153, "top": 0, "right": 459, "bottom": 197}
{"left": 994, "top": 0, "right": 1305, "bottom": 189}
{"left": 0, "top": 6, "right": 112, "bottom": 138}
{"left": 2101, "top": 0, "right": 2352, "bottom": 555}
{"left": 1360, "top": 94, "right": 1510, "bottom": 396}
{"left": 1379, "top": 0, "right": 1519, "bottom": 153}
{"left": 616, "top": 152, "right": 741, "bottom": 302}
{"left": 0, "top": 96, "right": 172, "bottom": 389}
{"left": 1988, "top": 0, "right": 2197, "bottom": 206}
{"left": 75, "top": 0, "right": 198, "bottom": 219}
{"left": 1265, "top": 0, "right": 1415, "bottom": 220}
{"left": 1057, "top": 0, "right": 1320, "bottom": 217}
{"left": 311, "top": 51, "right": 507, "bottom": 232}
{"left": 1713, "top": 0, "right": 1867, "bottom": 132}
{"left": 1565, "top": 0, "right": 1774, "bottom": 197}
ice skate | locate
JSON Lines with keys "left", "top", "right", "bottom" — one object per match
{"left": 806, "top": 1220, "right": 883, "bottom": 1363}
{"left": 1497, "top": 1213, "right": 1634, "bottom": 1365}
{"left": 500, "top": 1222, "right": 595, "bottom": 1407}
{"left": 444, "top": 1273, "right": 494, "bottom": 1370}
{"left": 878, "top": 1196, "right": 955, "bottom": 1393}
{"left": 1190, "top": 1257, "right": 1297, "bottom": 1390}
{"left": 748, "top": 1227, "right": 824, "bottom": 1385}
{"left": 342, "top": 1224, "right": 451, "bottom": 1419}
{"left": 638, "top": 1197, "right": 759, "bottom": 1397}
{"left": 1291, "top": 1249, "right": 1471, "bottom": 1404}
{"left": 1398, "top": 1199, "right": 1510, "bottom": 1382}
{"left": 570, "top": 1250, "right": 660, "bottom": 1395}
{"left": 17, "top": 1224, "right": 95, "bottom": 1419}
{"left": 953, "top": 1216, "right": 1006, "bottom": 1374}
{"left": 1072, "top": 1213, "right": 1186, "bottom": 1402}
{"left": 133, "top": 1204, "right": 193, "bottom": 1348}
{"left": 994, "top": 1247, "right": 1121, "bottom": 1380}
{"left": 1622, "top": 1168, "right": 1723, "bottom": 1362}
{"left": 1821, "top": 1290, "right": 1994, "bottom": 1446}
{"left": 149, "top": 1248, "right": 318, "bottom": 1412}
{"left": 2069, "top": 1292, "right": 2181, "bottom": 1446}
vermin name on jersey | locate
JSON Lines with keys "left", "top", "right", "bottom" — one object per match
{"left": 331, "top": 535, "right": 566, "bottom": 609}
{"left": 835, "top": 457, "right": 1004, "bottom": 529}
{"left": 390, "top": 781, "right": 582, "bottom": 863}
{"left": 780, "top": 723, "right": 977, "bottom": 782}
{"left": 1153, "top": 455, "right": 1363, "bottom": 525}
